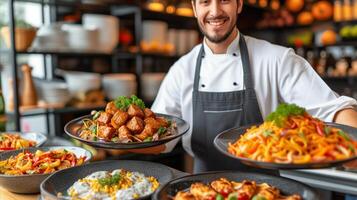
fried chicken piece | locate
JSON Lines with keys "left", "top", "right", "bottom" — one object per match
{"left": 156, "top": 116, "right": 169, "bottom": 127}
{"left": 105, "top": 101, "right": 119, "bottom": 115}
{"left": 118, "top": 125, "right": 132, "bottom": 143}
{"left": 174, "top": 191, "right": 196, "bottom": 200}
{"left": 236, "top": 180, "right": 257, "bottom": 198}
{"left": 111, "top": 110, "right": 129, "bottom": 129}
{"left": 136, "top": 124, "right": 155, "bottom": 141}
{"left": 126, "top": 116, "right": 144, "bottom": 134}
{"left": 210, "top": 178, "right": 233, "bottom": 196}
{"left": 190, "top": 183, "right": 217, "bottom": 200}
{"left": 144, "top": 117, "right": 161, "bottom": 131}
{"left": 127, "top": 104, "right": 144, "bottom": 118}
{"left": 144, "top": 108, "right": 155, "bottom": 118}
{"left": 97, "top": 125, "right": 116, "bottom": 140}
{"left": 96, "top": 112, "right": 113, "bottom": 125}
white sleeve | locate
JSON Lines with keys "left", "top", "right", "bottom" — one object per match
{"left": 151, "top": 63, "right": 182, "bottom": 153}
{"left": 278, "top": 49, "right": 357, "bottom": 122}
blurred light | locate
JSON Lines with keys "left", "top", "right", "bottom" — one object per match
{"left": 166, "top": 5, "right": 176, "bottom": 14}
{"left": 147, "top": 0, "right": 165, "bottom": 12}
{"left": 176, "top": 2, "right": 194, "bottom": 17}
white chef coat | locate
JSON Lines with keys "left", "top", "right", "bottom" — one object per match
{"left": 151, "top": 33, "right": 357, "bottom": 156}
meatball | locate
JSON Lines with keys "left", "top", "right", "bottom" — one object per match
{"left": 97, "top": 125, "right": 116, "bottom": 140}
{"left": 126, "top": 116, "right": 145, "bottom": 134}
{"left": 144, "top": 108, "right": 155, "bottom": 118}
{"left": 105, "top": 101, "right": 119, "bottom": 115}
{"left": 96, "top": 112, "right": 112, "bottom": 125}
{"left": 127, "top": 104, "right": 144, "bottom": 118}
{"left": 111, "top": 110, "right": 129, "bottom": 129}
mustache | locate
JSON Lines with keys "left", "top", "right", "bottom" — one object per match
{"left": 205, "top": 15, "right": 229, "bottom": 21}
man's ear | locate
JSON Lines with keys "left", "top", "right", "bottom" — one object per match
{"left": 237, "top": 0, "right": 243, "bottom": 14}
{"left": 191, "top": 0, "right": 198, "bottom": 18}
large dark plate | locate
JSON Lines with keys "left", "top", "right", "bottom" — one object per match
{"left": 0, "top": 131, "right": 47, "bottom": 151}
{"left": 64, "top": 113, "right": 189, "bottom": 149}
{"left": 0, "top": 146, "right": 91, "bottom": 194}
{"left": 152, "top": 171, "right": 319, "bottom": 200}
{"left": 214, "top": 122, "right": 357, "bottom": 169}
{"left": 40, "top": 160, "right": 174, "bottom": 200}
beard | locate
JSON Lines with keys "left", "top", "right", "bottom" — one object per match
{"left": 198, "top": 17, "right": 237, "bottom": 44}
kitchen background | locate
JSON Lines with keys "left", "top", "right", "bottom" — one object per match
{"left": 0, "top": 1, "right": 357, "bottom": 197}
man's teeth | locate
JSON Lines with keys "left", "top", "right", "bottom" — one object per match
{"left": 208, "top": 20, "right": 226, "bottom": 26}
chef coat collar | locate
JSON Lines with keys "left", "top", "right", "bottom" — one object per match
{"left": 203, "top": 31, "right": 240, "bottom": 57}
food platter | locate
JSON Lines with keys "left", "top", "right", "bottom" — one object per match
{"left": 40, "top": 160, "right": 174, "bottom": 200}
{"left": 64, "top": 113, "right": 189, "bottom": 149}
{"left": 152, "top": 171, "right": 319, "bottom": 200}
{"left": 0, "top": 146, "right": 91, "bottom": 193}
{"left": 0, "top": 132, "right": 47, "bottom": 151}
{"left": 214, "top": 122, "right": 357, "bottom": 169}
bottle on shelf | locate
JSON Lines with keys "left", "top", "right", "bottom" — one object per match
{"left": 343, "top": 0, "right": 353, "bottom": 21}
{"left": 349, "top": 52, "right": 357, "bottom": 76}
{"left": 316, "top": 50, "right": 327, "bottom": 76}
{"left": 353, "top": 0, "right": 357, "bottom": 20}
{"left": 334, "top": 0, "right": 343, "bottom": 22}
{"left": 21, "top": 64, "right": 38, "bottom": 107}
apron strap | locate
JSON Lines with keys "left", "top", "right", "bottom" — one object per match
{"left": 193, "top": 45, "right": 205, "bottom": 92}
{"left": 239, "top": 35, "right": 254, "bottom": 90}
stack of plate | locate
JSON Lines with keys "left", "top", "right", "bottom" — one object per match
{"left": 141, "top": 73, "right": 165, "bottom": 100}
{"left": 102, "top": 73, "right": 137, "bottom": 100}
{"left": 39, "top": 81, "right": 71, "bottom": 105}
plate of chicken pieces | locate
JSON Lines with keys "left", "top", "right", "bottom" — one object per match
{"left": 152, "top": 171, "right": 319, "bottom": 200}
{"left": 64, "top": 95, "right": 189, "bottom": 149}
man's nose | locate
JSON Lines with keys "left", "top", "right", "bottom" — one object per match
{"left": 208, "top": 1, "right": 223, "bottom": 17}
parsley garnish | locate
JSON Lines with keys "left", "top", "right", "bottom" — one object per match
{"left": 143, "top": 136, "right": 153, "bottom": 142}
{"left": 157, "top": 127, "right": 167, "bottom": 135}
{"left": 338, "top": 130, "right": 350, "bottom": 141}
{"left": 266, "top": 104, "right": 306, "bottom": 127}
{"left": 263, "top": 130, "right": 272, "bottom": 137}
{"left": 114, "top": 95, "right": 146, "bottom": 111}
{"left": 98, "top": 173, "right": 121, "bottom": 186}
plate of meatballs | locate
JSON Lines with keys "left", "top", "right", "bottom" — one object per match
{"left": 64, "top": 96, "right": 189, "bottom": 149}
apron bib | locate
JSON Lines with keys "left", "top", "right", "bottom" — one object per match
{"left": 191, "top": 34, "right": 277, "bottom": 175}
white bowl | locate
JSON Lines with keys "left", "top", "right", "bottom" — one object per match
{"left": 82, "top": 14, "right": 119, "bottom": 53}
{"left": 102, "top": 73, "right": 136, "bottom": 100}
{"left": 61, "top": 24, "right": 99, "bottom": 52}
{"left": 141, "top": 73, "right": 165, "bottom": 100}
{"left": 62, "top": 71, "right": 101, "bottom": 95}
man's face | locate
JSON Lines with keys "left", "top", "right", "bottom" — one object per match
{"left": 192, "top": 0, "right": 243, "bottom": 43}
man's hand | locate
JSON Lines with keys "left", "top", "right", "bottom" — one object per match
{"left": 334, "top": 108, "right": 357, "bottom": 128}
{"left": 127, "top": 144, "right": 166, "bottom": 154}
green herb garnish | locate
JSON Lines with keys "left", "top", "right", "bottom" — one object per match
{"left": 216, "top": 194, "right": 224, "bottom": 200}
{"left": 348, "top": 144, "right": 355, "bottom": 153}
{"left": 98, "top": 173, "right": 121, "bottom": 186}
{"left": 93, "top": 111, "right": 101, "bottom": 120}
{"left": 252, "top": 195, "right": 267, "bottom": 200}
{"left": 266, "top": 104, "right": 306, "bottom": 127}
{"left": 143, "top": 136, "right": 153, "bottom": 142}
{"left": 89, "top": 124, "right": 97, "bottom": 135}
{"left": 263, "top": 130, "right": 272, "bottom": 137}
{"left": 114, "top": 95, "right": 146, "bottom": 111}
{"left": 338, "top": 130, "right": 350, "bottom": 141}
{"left": 111, "top": 137, "right": 119, "bottom": 142}
{"left": 157, "top": 127, "right": 167, "bottom": 135}
{"left": 227, "top": 192, "right": 238, "bottom": 200}
{"left": 324, "top": 127, "right": 331, "bottom": 135}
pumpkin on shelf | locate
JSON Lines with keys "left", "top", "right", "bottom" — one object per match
{"left": 286, "top": 0, "right": 304, "bottom": 13}
{"left": 312, "top": 1, "right": 333, "bottom": 21}
{"left": 297, "top": 11, "right": 314, "bottom": 25}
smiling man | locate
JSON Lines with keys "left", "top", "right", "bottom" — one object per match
{"left": 140, "top": 0, "right": 357, "bottom": 173}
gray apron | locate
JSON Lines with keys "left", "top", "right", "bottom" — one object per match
{"left": 191, "top": 34, "right": 277, "bottom": 175}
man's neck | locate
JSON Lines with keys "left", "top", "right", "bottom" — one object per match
{"left": 205, "top": 28, "right": 238, "bottom": 54}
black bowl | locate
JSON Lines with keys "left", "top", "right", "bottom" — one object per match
{"left": 40, "top": 160, "right": 174, "bottom": 200}
{"left": 0, "top": 146, "right": 91, "bottom": 194}
{"left": 214, "top": 122, "right": 357, "bottom": 169}
{"left": 152, "top": 171, "right": 319, "bottom": 200}
{"left": 64, "top": 113, "right": 189, "bottom": 149}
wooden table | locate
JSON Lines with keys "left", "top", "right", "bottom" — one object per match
{"left": 0, "top": 187, "right": 39, "bottom": 200}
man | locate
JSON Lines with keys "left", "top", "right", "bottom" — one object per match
{"left": 134, "top": 0, "right": 357, "bottom": 173}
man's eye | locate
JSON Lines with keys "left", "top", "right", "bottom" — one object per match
{"left": 221, "top": 0, "right": 230, "bottom": 3}
{"left": 199, "top": 0, "right": 209, "bottom": 4}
